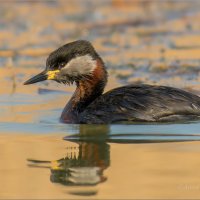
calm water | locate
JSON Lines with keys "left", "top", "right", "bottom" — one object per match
{"left": 2, "top": 1, "right": 200, "bottom": 199}
{"left": 2, "top": 118, "right": 200, "bottom": 199}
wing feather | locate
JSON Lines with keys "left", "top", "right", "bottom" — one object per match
{"left": 79, "top": 84, "right": 200, "bottom": 124}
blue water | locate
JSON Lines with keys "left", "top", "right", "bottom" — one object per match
{"left": 2, "top": 120, "right": 200, "bottom": 143}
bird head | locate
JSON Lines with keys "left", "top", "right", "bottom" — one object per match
{"left": 24, "top": 40, "right": 103, "bottom": 85}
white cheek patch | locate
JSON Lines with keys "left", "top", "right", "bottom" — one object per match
{"left": 61, "top": 55, "right": 97, "bottom": 76}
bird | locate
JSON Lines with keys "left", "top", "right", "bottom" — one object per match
{"left": 24, "top": 40, "right": 200, "bottom": 124}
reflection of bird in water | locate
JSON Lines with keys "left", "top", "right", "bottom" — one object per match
{"left": 28, "top": 125, "right": 110, "bottom": 187}
{"left": 28, "top": 142, "right": 110, "bottom": 186}
{"left": 24, "top": 40, "right": 200, "bottom": 124}
{"left": 50, "top": 142, "right": 109, "bottom": 186}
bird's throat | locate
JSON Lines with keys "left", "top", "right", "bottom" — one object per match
{"left": 60, "top": 60, "right": 107, "bottom": 123}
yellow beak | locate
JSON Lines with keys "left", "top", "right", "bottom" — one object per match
{"left": 47, "top": 70, "right": 60, "bottom": 80}
{"left": 24, "top": 70, "right": 60, "bottom": 85}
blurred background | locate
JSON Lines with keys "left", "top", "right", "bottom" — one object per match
{"left": 1, "top": 0, "right": 200, "bottom": 123}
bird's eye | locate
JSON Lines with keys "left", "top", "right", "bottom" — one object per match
{"left": 58, "top": 62, "right": 65, "bottom": 69}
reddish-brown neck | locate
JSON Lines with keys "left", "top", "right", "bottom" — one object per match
{"left": 60, "top": 59, "right": 107, "bottom": 123}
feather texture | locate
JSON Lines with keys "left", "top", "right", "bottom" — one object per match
{"left": 79, "top": 84, "right": 200, "bottom": 124}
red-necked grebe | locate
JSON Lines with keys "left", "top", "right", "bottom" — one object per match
{"left": 24, "top": 40, "right": 200, "bottom": 124}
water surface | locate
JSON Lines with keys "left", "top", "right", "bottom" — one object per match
{"left": 1, "top": 1, "right": 200, "bottom": 199}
